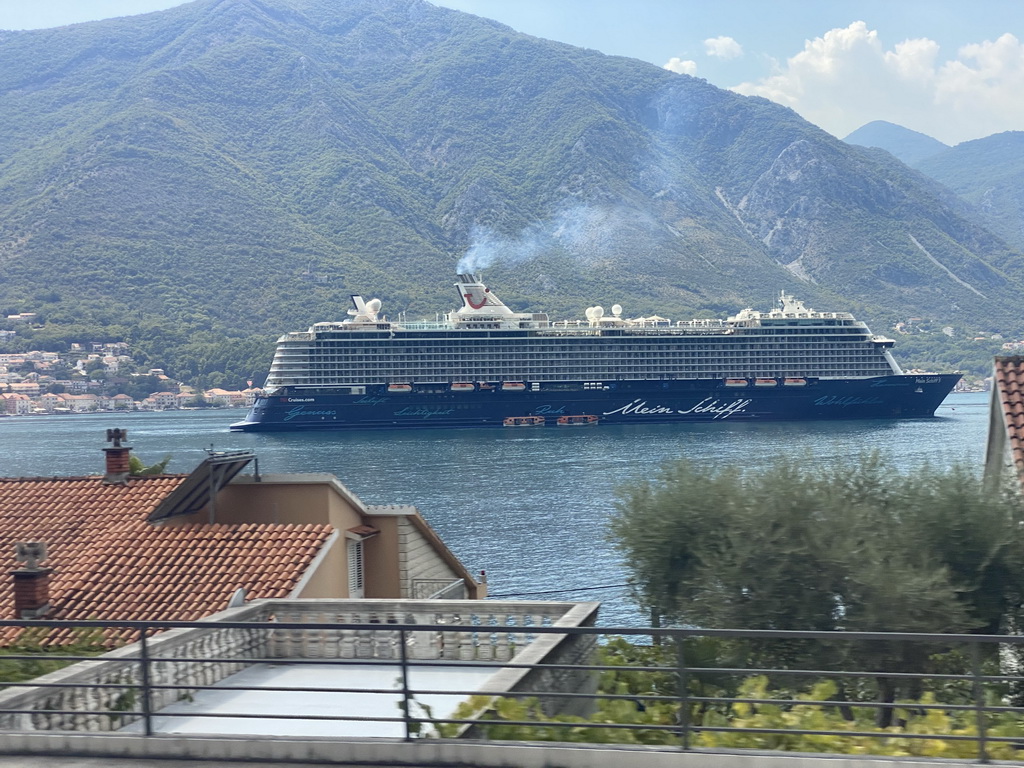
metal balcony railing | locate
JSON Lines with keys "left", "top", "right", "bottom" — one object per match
{"left": 0, "top": 606, "right": 1020, "bottom": 764}
{"left": 410, "top": 578, "right": 467, "bottom": 599}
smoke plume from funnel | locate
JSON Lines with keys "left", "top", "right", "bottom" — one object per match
{"left": 455, "top": 205, "right": 637, "bottom": 274}
{"left": 456, "top": 230, "right": 501, "bottom": 274}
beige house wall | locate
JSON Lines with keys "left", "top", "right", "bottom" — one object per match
{"left": 212, "top": 479, "right": 364, "bottom": 528}
{"left": 161, "top": 474, "right": 482, "bottom": 600}
{"left": 294, "top": 538, "right": 348, "bottom": 598}
{"left": 362, "top": 518, "right": 401, "bottom": 599}
{"left": 395, "top": 516, "right": 485, "bottom": 599}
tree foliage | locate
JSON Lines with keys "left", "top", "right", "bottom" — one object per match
{"left": 609, "top": 454, "right": 1024, "bottom": 718}
{"left": 129, "top": 454, "right": 172, "bottom": 476}
{"left": 893, "top": 332, "right": 1007, "bottom": 378}
{"left": 611, "top": 454, "right": 1024, "bottom": 635}
{"left": 0, "top": 627, "right": 109, "bottom": 686}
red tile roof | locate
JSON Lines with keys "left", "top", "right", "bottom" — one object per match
{"left": 991, "top": 358, "right": 1024, "bottom": 483}
{"left": 994, "top": 356, "right": 1024, "bottom": 480}
{"left": 0, "top": 474, "right": 334, "bottom": 629}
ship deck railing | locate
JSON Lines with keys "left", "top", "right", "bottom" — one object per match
{"left": 292, "top": 320, "right": 739, "bottom": 335}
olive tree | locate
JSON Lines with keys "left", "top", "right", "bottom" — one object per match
{"left": 610, "top": 453, "right": 1024, "bottom": 723}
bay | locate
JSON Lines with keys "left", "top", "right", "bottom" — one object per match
{"left": 0, "top": 392, "right": 991, "bottom": 625}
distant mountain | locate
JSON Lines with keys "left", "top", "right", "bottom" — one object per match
{"left": 0, "top": 0, "right": 1022, "bottom": 385}
{"left": 844, "top": 121, "right": 949, "bottom": 165}
{"left": 914, "top": 132, "right": 1024, "bottom": 254}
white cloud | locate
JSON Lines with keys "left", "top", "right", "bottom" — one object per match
{"left": 933, "top": 34, "right": 1024, "bottom": 139}
{"left": 884, "top": 37, "right": 939, "bottom": 82}
{"left": 704, "top": 36, "right": 743, "bottom": 60}
{"left": 732, "top": 22, "right": 1024, "bottom": 144}
{"left": 664, "top": 57, "right": 697, "bottom": 75}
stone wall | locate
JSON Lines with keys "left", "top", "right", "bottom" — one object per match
{"left": 458, "top": 601, "right": 602, "bottom": 734}
{"left": 263, "top": 599, "right": 596, "bottom": 663}
{"left": 0, "top": 620, "right": 268, "bottom": 732}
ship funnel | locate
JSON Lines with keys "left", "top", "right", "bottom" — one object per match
{"left": 454, "top": 274, "right": 514, "bottom": 316}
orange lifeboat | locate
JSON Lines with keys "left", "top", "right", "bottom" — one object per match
{"left": 556, "top": 414, "right": 599, "bottom": 426}
{"left": 501, "top": 382, "right": 527, "bottom": 391}
{"left": 387, "top": 383, "right": 412, "bottom": 393}
{"left": 754, "top": 378, "right": 778, "bottom": 387}
{"left": 503, "top": 415, "right": 545, "bottom": 427}
{"left": 450, "top": 382, "right": 475, "bottom": 392}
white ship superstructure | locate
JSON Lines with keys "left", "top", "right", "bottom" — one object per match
{"left": 263, "top": 276, "right": 901, "bottom": 391}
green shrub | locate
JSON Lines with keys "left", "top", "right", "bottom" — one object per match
{"left": 434, "top": 641, "right": 1024, "bottom": 759}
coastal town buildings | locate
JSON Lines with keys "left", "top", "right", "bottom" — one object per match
{"left": 0, "top": 386, "right": 261, "bottom": 414}
{"left": 0, "top": 342, "right": 263, "bottom": 416}
{"left": 0, "top": 392, "right": 31, "bottom": 415}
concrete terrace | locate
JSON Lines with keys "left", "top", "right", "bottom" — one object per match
{"left": 120, "top": 661, "right": 498, "bottom": 738}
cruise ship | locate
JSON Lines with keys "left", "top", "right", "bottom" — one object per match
{"left": 230, "top": 274, "right": 960, "bottom": 432}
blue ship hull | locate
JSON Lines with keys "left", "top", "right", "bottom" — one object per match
{"left": 230, "top": 374, "right": 961, "bottom": 432}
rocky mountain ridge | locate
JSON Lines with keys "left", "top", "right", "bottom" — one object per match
{"left": 0, "top": 0, "right": 1021, "bottom": 387}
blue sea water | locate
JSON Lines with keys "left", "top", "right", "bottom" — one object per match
{"left": 0, "top": 392, "right": 990, "bottom": 625}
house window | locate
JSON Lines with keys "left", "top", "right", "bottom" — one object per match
{"left": 347, "top": 538, "right": 364, "bottom": 599}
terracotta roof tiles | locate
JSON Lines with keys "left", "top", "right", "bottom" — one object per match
{"left": 0, "top": 474, "right": 334, "bottom": 637}
{"left": 994, "top": 356, "right": 1024, "bottom": 478}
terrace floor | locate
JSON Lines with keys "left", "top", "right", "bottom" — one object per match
{"left": 121, "top": 661, "right": 497, "bottom": 738}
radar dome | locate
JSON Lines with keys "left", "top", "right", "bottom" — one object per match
{"left": 612, "top": 304, "right": 622, "bottom": 317}
{"left": 593, "top": 306, "right": 605, "bottom": 318}
{"left": 584, "top": 307, "right": 597, "bottom": 321}
{"left": 366, "top": 298, "right": 382, "bottom": 314}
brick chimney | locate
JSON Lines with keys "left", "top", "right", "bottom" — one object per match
{"left": 12, "top": 542, "right": 51, "bottom": 619}
{"left": 102, "top": 427, "right": 132, "bottom": 485}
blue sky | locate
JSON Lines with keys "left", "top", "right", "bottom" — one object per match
{"left": 2, "top": 0, "right": 1021, "bottom": 144}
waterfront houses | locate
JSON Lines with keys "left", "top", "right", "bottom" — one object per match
{"left": 0, "top": 388, "right": 261, "bottom": 416}
{"left": 0, "top": 343, "right": 262, "bottom": 417}
{"left": 0, "top": 393, "right": 31, "bottom": 415}
{"left": 31, "top": 392, "right": 134, "bottom": 413}
{"left": 0, "top": 350, "right": 261, "bottom": 417}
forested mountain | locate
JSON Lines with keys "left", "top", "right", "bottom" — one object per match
{"left": 843, "top": 121, "right": 949, "bottom": 165}
{"left": 1, "top": 0, "right": 1022, "bottom": 385}
{"left": 914, "top": 132, "right": 1024, "bottom": 254}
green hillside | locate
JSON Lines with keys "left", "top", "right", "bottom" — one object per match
{"left": 0, "top": 0, "right": 1021, "bottom": 386}
{"left": 914, "top": 132, "right": 1024, "bottom": 254}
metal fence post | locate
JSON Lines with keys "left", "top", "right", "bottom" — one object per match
{"left": 398, "top": 628, "right": 414, "bottom": 741}
{"left": 138, "top": 624, "right": 153, "bottom": 737}
{"left": 970, "top": 642, "right": 988, "bottom": 764}
{"left": 675, "top": 636, "right": 690, "bottom": 750}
